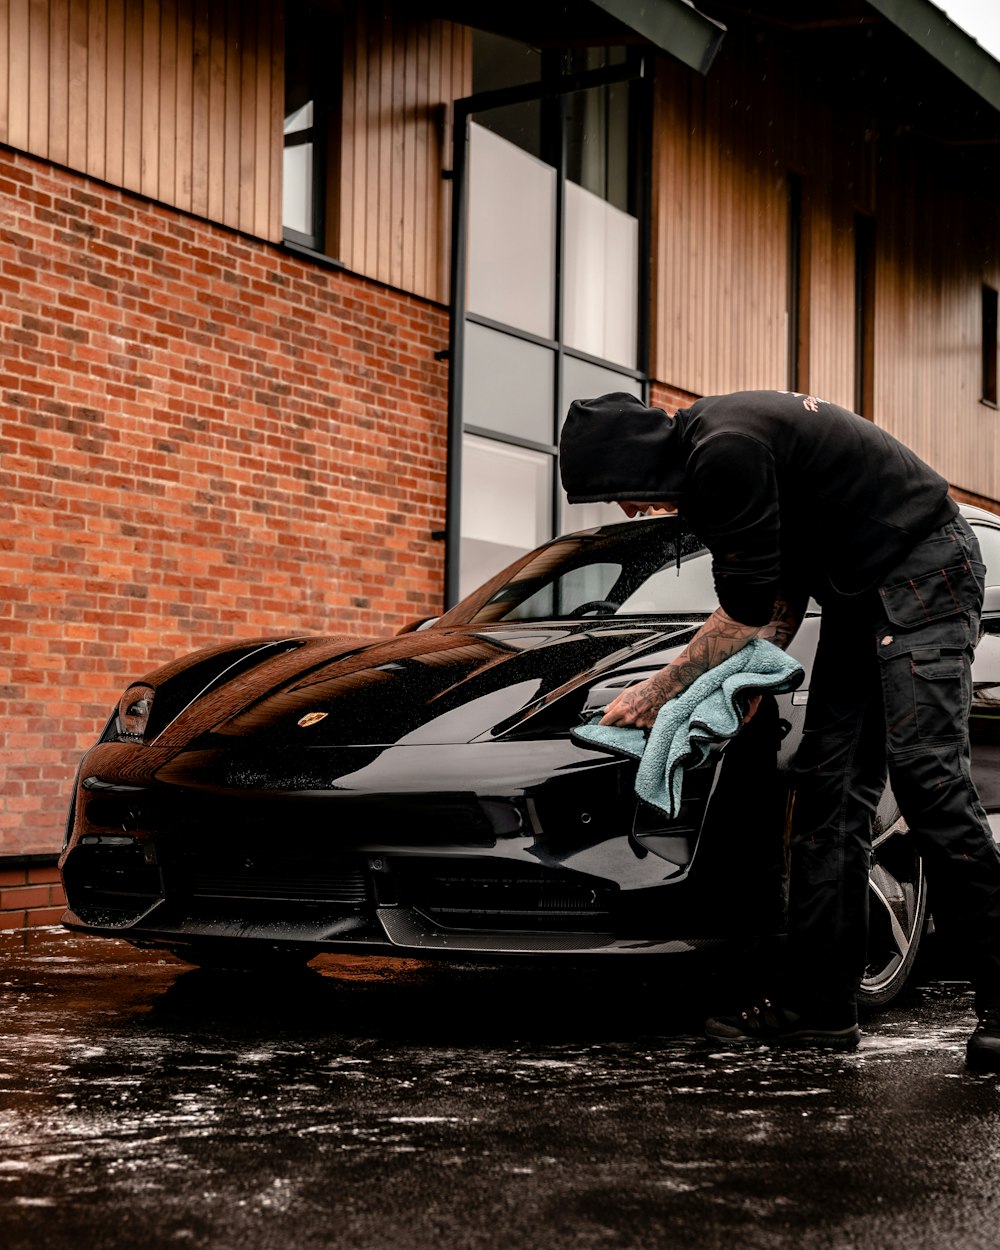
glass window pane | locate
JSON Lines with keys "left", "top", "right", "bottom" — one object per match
{"left": 565, "top": 72, "right": 630, "bottom": 213}
{"left": 460, "top": 435, "right": 552, "bottom": 599}
{"left": 561, "top": 356, "right": 642, "bottom": 413}
{"left": 284, "top": 101, "right": 314, "bottom": 135}
{"left": 284, "top": 0, "right": 322, "bottom": 246}
{"left": 561, "top": 498, "right": 625, "bottom": 535}
{"left": 467, "top": 122, "right": 556, "bottom": 339}
{"left": 564, "top": 180, "right": 638, "bottom": 367}
{"left": 453, "top": 522, "right": 717, "bottom": 625}
{"left": 472, "top": 32, "right": 542, "bottom": 157}
{"left": 559, "top": 359, "right": 643, "bottom": 534}
{"left": 500, "top": 562, "right": 623, "bottom": 622}
{"left": 473, "top": 31, "right": 541, "bottom": 94}
{"left": 463, "top": 322, "right": 555, "bottom": 444}
{"left": 283, "top": 143, "right": 314, "bottom": 237}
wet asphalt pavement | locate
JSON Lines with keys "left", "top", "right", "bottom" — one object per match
{"left": 2, "top": 929, "right": 999, "bottom": 1250}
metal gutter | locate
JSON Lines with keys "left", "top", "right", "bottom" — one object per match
{"left": 866, "top": 0, "right": 1000, "bottom": 114}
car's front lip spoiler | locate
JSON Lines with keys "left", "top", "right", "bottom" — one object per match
{"left": 60, "top": 905, "right": 369, "bottom": 945}
{"left": 60, "top": 903, "right": 730, "bottom": 958}
{"left": 376, "top": 906, "right": 729, "bottom": 956}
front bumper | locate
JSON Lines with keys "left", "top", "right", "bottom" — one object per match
{"left": 60, "top": 735, "right": 768, "bottom": 959}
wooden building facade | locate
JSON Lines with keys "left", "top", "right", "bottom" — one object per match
{"left": 0, "top": 0, "right": 998, "bottom": 882}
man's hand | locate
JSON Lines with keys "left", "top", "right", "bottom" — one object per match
{"left": 596, "top": 594, "right": 805, "bottom": 730}
{"left": 598, "top": 606, "right": 763, "bottom": 729}
{"left": 741, "top": 693, "right": 762, "bottom": 724}
{"left": 600, "top": 670, "right": 678, "bottom": 729}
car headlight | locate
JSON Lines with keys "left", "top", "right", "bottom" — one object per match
{"left": 116, "top": 684, "right": 156, "bottom": 741}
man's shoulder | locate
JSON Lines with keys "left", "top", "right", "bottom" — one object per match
{"left": 688, "top": 389, "right": 864, "bottom": 454}
{"left": 688, "top": 421, "right": 774, "bottom": 462}
{"left": 693, "top": 389, "right": 851, "bottom": 421}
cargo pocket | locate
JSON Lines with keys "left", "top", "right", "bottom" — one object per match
{"left": 879, "top": 559, "right": 985, "bottom": 628}
{"left": 912, "top": 647, "right": 971, "bottom": 741}
{"left": 880, "top": 644, "right": 971, "bottom": 749}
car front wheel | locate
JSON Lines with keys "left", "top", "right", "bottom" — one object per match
{"left": 859, "top": 802, "right": 928, "bottom": 1009}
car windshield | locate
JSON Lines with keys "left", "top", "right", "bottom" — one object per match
{"left": 443, "top": 518, "right": 719, "bottom": 625}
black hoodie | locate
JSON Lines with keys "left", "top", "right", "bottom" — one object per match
{"left": 559, "top": 390, "right": 957, "bottom": 625}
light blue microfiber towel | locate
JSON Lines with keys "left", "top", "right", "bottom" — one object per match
{"left": 572, "top": 638, "right": 805, "bottom": 820}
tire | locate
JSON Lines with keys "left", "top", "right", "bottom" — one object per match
{"left": 858, "top": 793, "right": 928, "bottom": 1009}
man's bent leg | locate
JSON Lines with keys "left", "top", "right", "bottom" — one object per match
{"left": 784, "top": 607, "right": 888, "bottom": 1017}
{"left": 705, "top": 609, "right": 883, "bottom": 1049}
{"left": 875, "top": 517, "right": 1000, "bottom": 1067}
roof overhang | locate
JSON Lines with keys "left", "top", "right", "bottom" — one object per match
{"left": 419, "top": 1, "right": 726, "bottom": 75}
{"left": 587, "top": 0, "right": 726, "bottom": 73}
{"left": 867, "top": 0, "right": 1000, "bottom": 113}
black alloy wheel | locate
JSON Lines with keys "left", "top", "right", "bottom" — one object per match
{"left": 858, "top": 798, "right": 928, "bottom": 1009}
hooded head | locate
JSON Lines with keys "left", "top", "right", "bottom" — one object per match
{"left": 559, "top": 392, "right": 687, "bottom": 505}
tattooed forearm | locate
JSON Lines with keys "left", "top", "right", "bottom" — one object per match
{"left": 666, "top": 610, "right": 760, "bottom": 690}
{"left": 599, "top": 589, "right": 806, "bottom": 729}
{"left": 599, "top": 607, "right": 761, "bottom": 728}
{"left": 757, "top": 590, "right": 806, "bottom": 651}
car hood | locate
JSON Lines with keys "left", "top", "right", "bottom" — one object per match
{"left": 154, "top": 622, "right": 700, "bottom": 749}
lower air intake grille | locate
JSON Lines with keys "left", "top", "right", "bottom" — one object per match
{"left": 171, "top": 855, "right": 369, "bottom": 905}
{"left": 395, "top": 859, "right": 615, "bottom": 930}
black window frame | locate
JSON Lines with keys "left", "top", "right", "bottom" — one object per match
{"left": 445, "top": 50, "right": 654, "bottom": 609}
{"left": 283, "top": 0, "right": 341, "bottom": 257}
{"left": 983, "top": 284, "right": 999, "bottom": 409}
{"left": 854, "top": 212, "right": 876, "bottom": 419}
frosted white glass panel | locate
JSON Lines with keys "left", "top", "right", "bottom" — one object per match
{"left": 460, "top": 435, "right": 551, "bottom": 599}
{"left": 463, "top": 322, "right": 555, "bottom": 444}
{"left": 563, "top": 185, "right": 605, "bottom": 357}
{"left": 563, "top": 181, "right": 638, "bottom": 367}
{"left": 561, "top": 498, "right": 628, "bottom": 533}
{"left": 283, "top": 143, "right": 313, "bottom": 236}
{"left": 467, "top": 122, "right": 556, "bottom": 339}
{"left": 284, "top": 101, "right": 314, "bottom": 134}
{"left": 561, "top": 357, "right": 641, "bottom": 414}
{"left": 559, "top": 358, "right": 643, "bottom": 534}
{"left": 602, "top": 203, "right": 639, "bottom": 365}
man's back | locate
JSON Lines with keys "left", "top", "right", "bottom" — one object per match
{"left": 678, "top": 389, "right": 957, "bottom": 608}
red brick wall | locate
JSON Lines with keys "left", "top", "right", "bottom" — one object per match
{"left": 1, "top": 148, "right": 450, "bottom": 857}
{"left": 650, "top": 382, "right": 700, "bottom": 415}
{"left": 0, "top": 861, "right": 66, "bottom": 930}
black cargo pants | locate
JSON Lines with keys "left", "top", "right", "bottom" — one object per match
{"left": 787, "top": 515, "right": 1000, "bottom": 1015}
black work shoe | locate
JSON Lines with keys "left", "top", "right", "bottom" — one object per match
{"left": 966, "top": 1010, "right": 1000, "bottom": 1071}
{"left": 705, "top": 998, "right": 861, "bottom": 1051}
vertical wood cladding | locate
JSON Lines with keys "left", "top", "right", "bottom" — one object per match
{"left": 875, "top": 142, "right": 1000, "bottom": 499}
{"left": 651, "top": 25, "right": 1000, "bottom": 503}
{"left": 653, "top": 33, "right": 792, "bottom": 401}
{"left": 0, "top": 0, "right": 283, "bottom": 241}
{"left": 653, "top": 31, "right": 868, "bottom": 410}
{"left": 338, "top": 2, "right": 471, "bottom": 303}
{"left": 3, "top": 1, "right": 471, "bottom": 295}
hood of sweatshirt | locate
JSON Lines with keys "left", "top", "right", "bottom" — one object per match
{"left": 559, "top": 392, "right": 688, "bottom": 504}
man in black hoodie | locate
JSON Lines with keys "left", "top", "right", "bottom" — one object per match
{"left": 559, "top": 389, "right": 1000, "bottom": 1069}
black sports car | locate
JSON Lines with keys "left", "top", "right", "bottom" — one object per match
{"left": 60, "top": 504, "right": 1000, "bottom": 1008}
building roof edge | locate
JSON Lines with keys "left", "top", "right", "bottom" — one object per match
{"left": 589, "top": 0, "right": 727, "bottom": 74}
{"left": 866, "top": 0, "right": 1000, "bottom": 114}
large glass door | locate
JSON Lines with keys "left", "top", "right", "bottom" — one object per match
{"left": 446, "top": 45, "right": 651, "bottom": 605}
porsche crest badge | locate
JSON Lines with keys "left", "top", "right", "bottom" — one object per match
{"left": 298, "top": 712, "right": 328, "bottom": 728}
